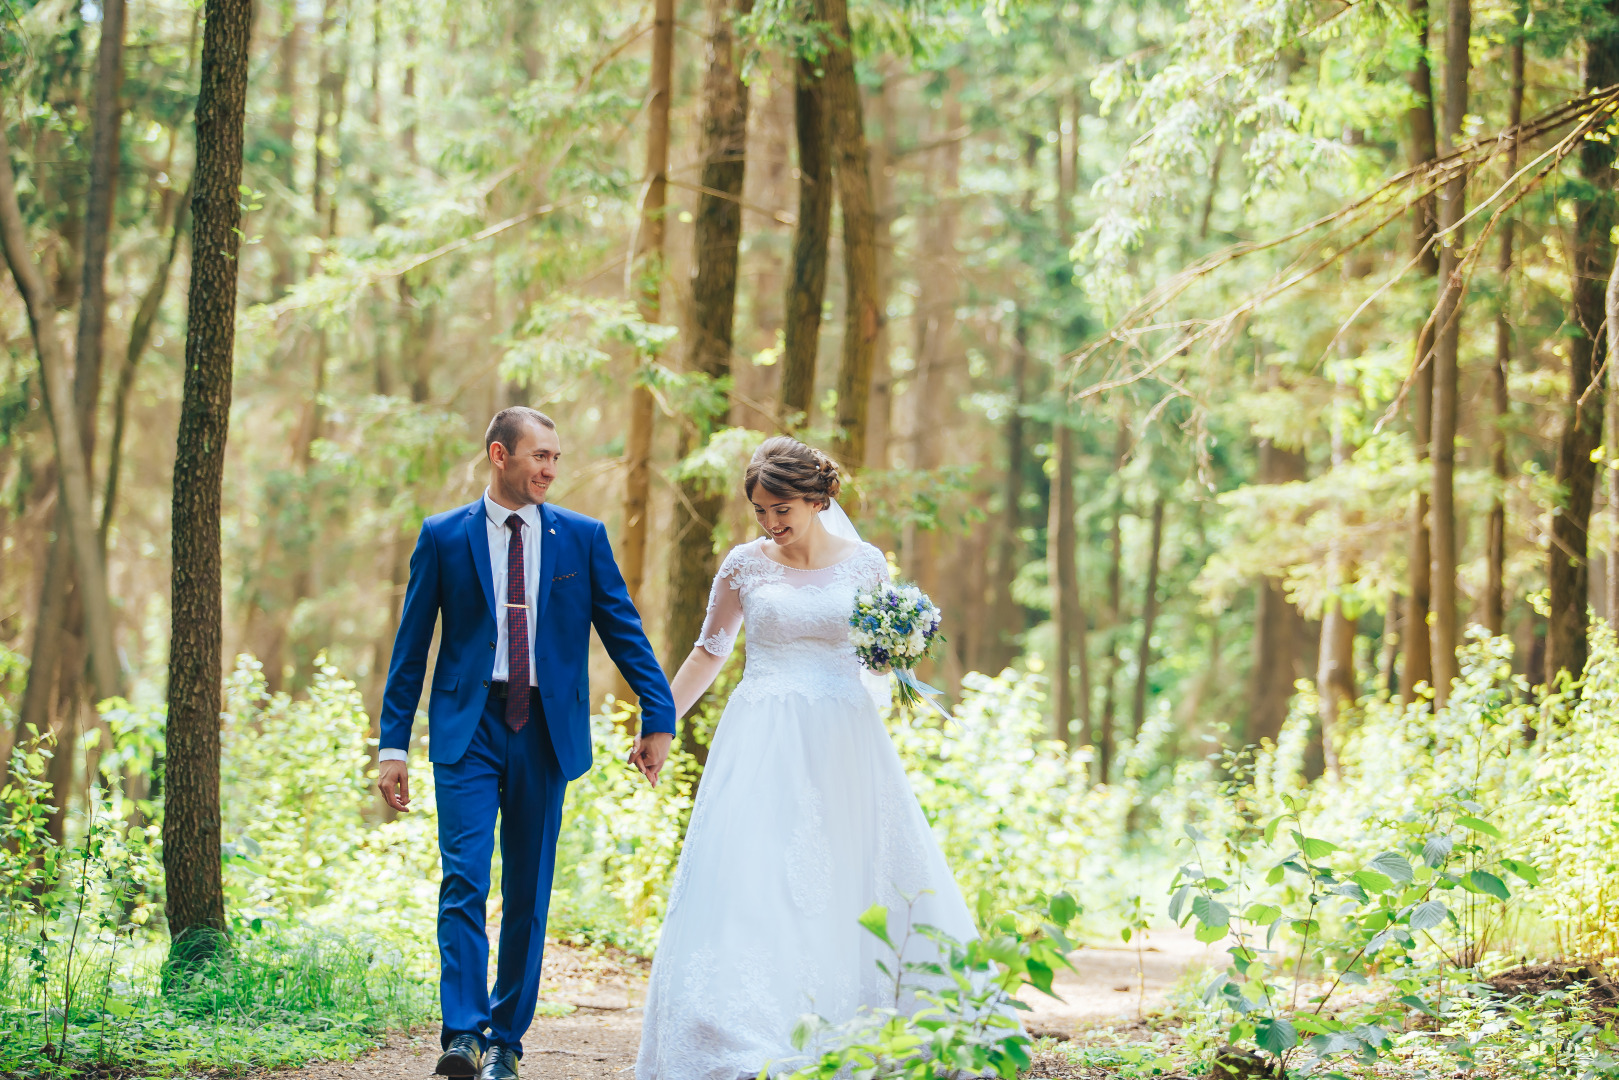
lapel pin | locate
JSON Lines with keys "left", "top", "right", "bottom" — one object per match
{"left": 549, "top": 528, "right": 556, "bottom": 534}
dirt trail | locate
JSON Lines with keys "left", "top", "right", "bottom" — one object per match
{"left": 273, "top": 929, "right": 1214, "bottom": 1080}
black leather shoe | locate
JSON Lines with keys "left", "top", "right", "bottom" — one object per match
{"left": 479, "top": 1044, "right": 519, "bottom": 1080}
{"left": 436, "top": 1034, "right": 484, "bottom": 1078}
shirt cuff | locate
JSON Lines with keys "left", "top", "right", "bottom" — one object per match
{"left": 378, "top": 748, "right": 408, "bottom": 763}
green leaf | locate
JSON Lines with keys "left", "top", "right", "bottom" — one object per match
{"left": 1462, "top": 870, "right": 1510, "bottom": 901}
{"left": 858, "top": 904, "right": 892, "bottom": 947}
{"left": 1244, "top": 903, "right": 1282, "bottom": 925}
{"left": 1257, "top": 1016, "right": 1299, "bottom": 1054}
{"left": 1398, "top": 993, "right": 1438, "bottom": 1017}
{"left": 1455, "top": 815, "right": 1504, "bottom": 839}
{"left": 1502, "top": 858, "right": 1542, "bottom": 886}
{"left": 1048, "top": 890, "right": 1079, "bottom": 926}
{"left": 1422, "top": 834, "right": 1454, "bottom": 867}
{"left": 1300, "top": 836, "right": 1340, "bottom": 860}
{"left": 1263, "top": 815, "right": 1285, "bottom": 844}
{"left": 1191, "top": 895, "right": 1230, "bottom": 928}
{"left": 102, "top": 996, "right": 135, "bottom": 1018}
{"left": 1025, "top": 958, "right": 1055, "bottom": 997}
{"left": 1194, "top": 920, "right": 1228, "bottom": 944}
{"left": 1169, "top": 885, "right": 1191, "bottom": 923}
{"left": 1409, "top": 899, "right": 1448, "bottom": 931}
{"left": 1351, "top": 869, "right": 1394, "bottom": 895}
{"left": 1367, "top": 851, "right": 1415, "bottom": 884}
{"left": 1266, "top": 864, "right": 1285, "bottom": 886}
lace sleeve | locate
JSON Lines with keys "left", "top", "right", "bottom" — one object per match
{"left": 695, "top": 547, "right": 746, "bottom": 657}
{"left": 857, "top": 543, "right": 892, "bottom": 590}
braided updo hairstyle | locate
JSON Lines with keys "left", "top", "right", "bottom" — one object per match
{"left": 744, "top": 436, "right": 841, "bottom": 509}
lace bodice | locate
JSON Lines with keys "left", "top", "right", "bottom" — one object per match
{"left": 695, "top": 538, "right": 890, "bottom": 705}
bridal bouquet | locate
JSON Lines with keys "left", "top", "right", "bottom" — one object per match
{"left": 849, "top": 582, "right": 947, "bottom": 715}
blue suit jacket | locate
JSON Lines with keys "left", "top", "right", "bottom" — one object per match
{"left": 378, "top": 498, "right": 676, "bottom": 779}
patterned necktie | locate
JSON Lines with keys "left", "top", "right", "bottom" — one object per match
{"left": 504, "top": 516, "right": 530, "bottom": 733}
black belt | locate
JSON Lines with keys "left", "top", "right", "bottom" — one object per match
{"left": 488, "top": 680, "right": 510, "bottom": 700}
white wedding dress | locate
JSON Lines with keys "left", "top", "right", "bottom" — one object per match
{"left": 635, "top": 536, "right": 978, "bottom": 1080}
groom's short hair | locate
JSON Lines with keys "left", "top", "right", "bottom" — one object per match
{"left": 486, "top": 407, "right": 556, "bottom": 454}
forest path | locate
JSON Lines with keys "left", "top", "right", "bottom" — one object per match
{"left": 268, "top": 929, "right": 1215, "bottom": 1080}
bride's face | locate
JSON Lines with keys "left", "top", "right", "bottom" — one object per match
{"left": 751, "top": 488, "right": 822, "bottom": 548}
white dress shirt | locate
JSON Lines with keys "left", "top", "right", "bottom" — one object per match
{"left": 484, "top": 490, "right": 542, "bottom": 686}
{"left": 379, "top": 491, "right": 541, "bottom": 765}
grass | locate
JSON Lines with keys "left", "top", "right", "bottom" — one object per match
{"left": 0, "top": 922, "right": 437, "bottom": 1079}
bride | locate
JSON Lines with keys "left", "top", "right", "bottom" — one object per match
{"left": 634, "top": 436, "right": 978, "bottom": 1080}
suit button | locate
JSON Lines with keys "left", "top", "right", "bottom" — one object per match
{"left": 489, "top": 641, "right": 495, "bottom": 649}
{"left": 483, "top": 679, "right": 490, "bottom": 688}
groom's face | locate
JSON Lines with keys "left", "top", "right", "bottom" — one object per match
{"left": 491, "top": 421, "right": 562, "bottom": 506}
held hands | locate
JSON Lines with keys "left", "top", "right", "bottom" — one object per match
{"left": 377, "top": 759, "right": 411, "bottom": 812}
{"left": 629, "top": 731, "right": 673, "bottom": 787}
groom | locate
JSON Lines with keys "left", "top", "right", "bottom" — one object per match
{"left": 376, "top": 407, "right": 675, "bottom": 1080}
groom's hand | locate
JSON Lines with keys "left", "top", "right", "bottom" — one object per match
{"left": 629, "top": 732, "right": 673, "bottom": 787}
{"left": 377, "top": 759, "right": 411, "bottom": 812}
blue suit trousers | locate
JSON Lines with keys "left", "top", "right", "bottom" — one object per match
{"left": 435, "top": 691, "right": 565, "bottom": 1056}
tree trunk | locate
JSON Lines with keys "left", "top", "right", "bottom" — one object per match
{"left": 823, "top": 0, "right": 879, "bottom": 469}
{"left": 74, "top": 0, "right": 127, "bottom": 473}
{"left": 1607, "top": 234, "right": 1619, "bottom": 627}
{"left": 1316, "top": 395, "right": 1357, "bottom": 777}
{"left": 1427, "top": 0, "right": 1470, "bottom": 708}
{"left": 1490, "top": 18, "right": 1525, "bottom": 637}
{"left": 271, "top": 0, "right": 300, "bottom": 296}
{"left": 1400, "top": 0, "right": 1439, "bottom": 704}
{"left": 665, "top": 0, "right": 752, "bottom": 699}
{"left": 904, "top": 74, "right": 961, "bottom": 604}
{"left": 104, "top": 181, "right": 191, "bottom": 548}
{"left": 616, "top": 0, "right": 674, "bottom": 703}
{"left": 988, "top": 310, "right": 1031, "bottom": 672}
{"left": 1098, "top": 419, "right": 1128, "bottom": 784}
{"left": 863, "top": 66, "right": 899, "bottom": 472}
{"left": 1130, "top": 497, "right": 1166, "bottom": 738}
{"left": 1248, "top": 438, "right": 1308, "bottom": 746}
{"left": 1048, "top": 422, "right": 1081, "bottom": 747}
{"left": 0, "top": 133, "right": 122, "bottom": 709}
{"left": 1547, "top": 0, "right": 1619, "bottom": 689}
{"left": 164, "top": 0, "right": 252, "bottom": 973}
{"left": 779, "top": 34, "right": 831, "bottom": 425}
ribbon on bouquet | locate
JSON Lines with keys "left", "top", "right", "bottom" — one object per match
{"left": 895, "top": 668, "right": 951, "bottom": 720}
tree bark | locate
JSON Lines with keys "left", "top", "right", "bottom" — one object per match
{"left": 164, "top": 0, "right": 253, "bottom": 972}
{"left": 0, "top": 131, "right": 122, "bottom": 708}
{"left": 1427, "top": 0, "right": 1470, "bottom": 708}
{"left": 1248, "top": 438, "right": 1308, "bottom": 746}
{"left": 665, "top": 0, "right": 751, "bottom": 697}
{"left": 1316, "top": 392, "right": 1357, "bottom": 777}
{"left": 1130, "top": 496, "right": 1166, "bottom": 738}
{"left": 1098, "top": 419, "right": 1128, "bottom": 783}
{"left": 989, "top": 310, "right": 1031, "bottom": 672}
{"left": 621, "top": 0, "right": 674, "bottom": 612}
{"left": 1048, "top": 421, "right": 1082, "bottom": 747}
{"left": 104, "top": 181, "right": 191, "bottom": 548}
{"left": 779, "top": 31, "right": 831, "bottom": 425}
{"left": 614, "top": 0, "right": 675, "bottom": 707}
{"left": 1547, "top": 0, "right": 1619, "bottom": 688}
{"left": 1400, "top": 0, "right": 1439, "bottom": 703}
{"left": 1608, "top": 234, "right": 1619, "bottom": 627}
{"left": 823, "top": 0, "right": 879, "bottom": 469}
{"left": 863, "top": 65, "right": 899, "bottom": 472}
{"left": 1490, "top": 16, "right": 1525, "bottom": 637}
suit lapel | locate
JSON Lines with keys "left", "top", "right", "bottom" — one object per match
{"left": 466, "top": 502, "right": 496, "bottom": 622}
{"left": 535, "top": 502, "right": 559, "bottom": 623}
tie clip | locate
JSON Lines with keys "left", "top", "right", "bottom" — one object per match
{"left": 504, "top": 603, "right": 527, "bottom": 608}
